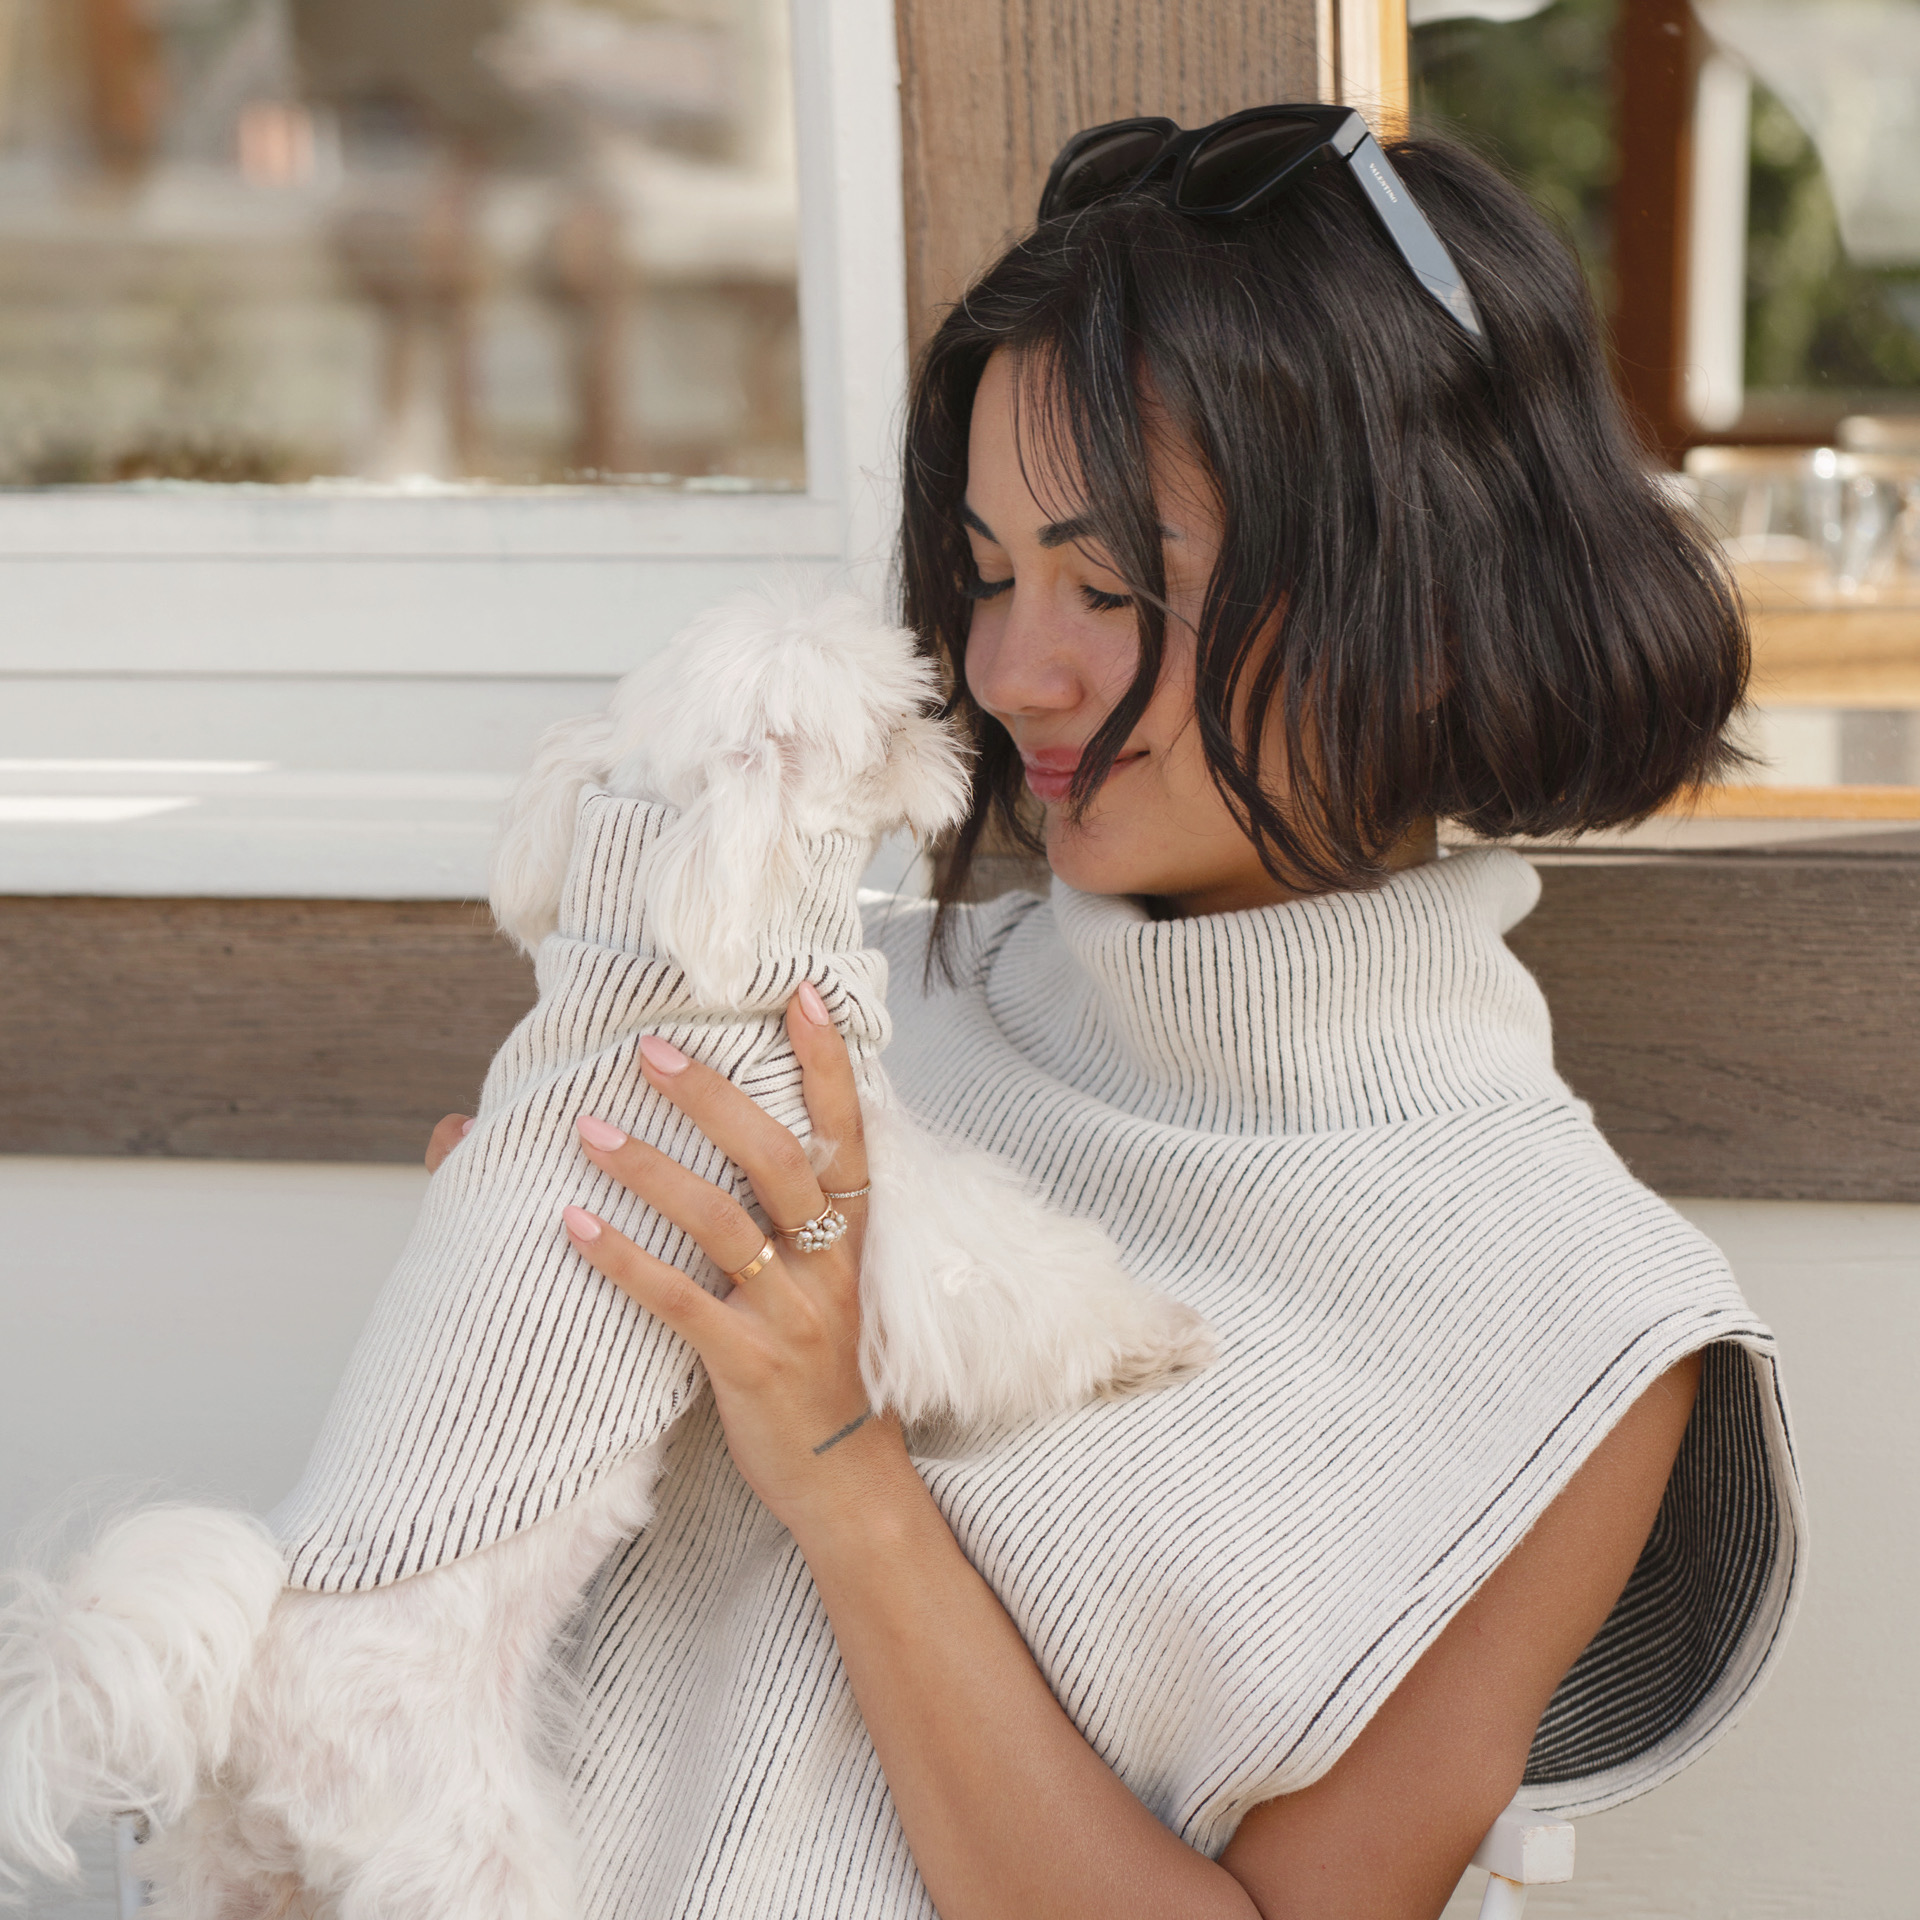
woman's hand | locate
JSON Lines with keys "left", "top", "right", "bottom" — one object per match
{"left": 559, "top": 979, "right": 908, "bottom": 1531}
{"left": 424, "top": 1113, "right": 471, "bottom": 1173}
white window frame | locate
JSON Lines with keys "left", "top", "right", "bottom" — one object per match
{"left": 0, "top": 0, "right": 906, "bottom": 683}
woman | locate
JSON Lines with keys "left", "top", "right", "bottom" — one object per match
{"left": 439, "top": 120, "right": 1800, "bottom": 1919}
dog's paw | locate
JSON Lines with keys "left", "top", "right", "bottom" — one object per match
{"left": 1092, "top": 1296, "right": 1219, "bottom": 1400}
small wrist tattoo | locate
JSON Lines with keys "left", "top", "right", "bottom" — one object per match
{"left": 812, "top": 1408, "right": 874, "bottom": 1456}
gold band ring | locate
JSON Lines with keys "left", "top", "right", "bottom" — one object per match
{"left": 728, "top": 1238, "right": 778, "bottom": 1285}
{"left": 822, "top": 1183, "right": 871, "bottom": 1201}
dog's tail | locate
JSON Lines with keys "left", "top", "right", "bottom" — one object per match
{"left": 0, "top": 1505, "right": 283, "bottom": 1895}
{"left": 856, "top": 1089, "right": 1218, "bottom": 1433}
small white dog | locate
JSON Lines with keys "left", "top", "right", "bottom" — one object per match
{"left": 0, "top": 590, "right": 1212, "bottom": 1919}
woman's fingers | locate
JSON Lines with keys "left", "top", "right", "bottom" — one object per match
{"left": 635, "top": 1031, "right": 829, "bottom": 1231}
{"left": 566, "top": 985, "right": 870, "bottom": 1344}
{"left": 563, "top": 1206, "right": 739, "bottom": 1349}
{"left": 787, "top": 983, "right": 871, "bottom": 1199}
{"left": 424, "top": 1112, "right": 473, "bottom": 1174}
{"left": 574, "top": 1118, "right": 778, "bottom": 1284}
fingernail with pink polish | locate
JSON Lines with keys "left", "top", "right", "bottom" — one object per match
{"left": 796, "top": 981, "right": 830, "bottom": 1026}
{"left": 639, "top": 1034, "right": 689, "bottom": 1075}
{"left": 459, "top": 1117, "right": 475, "bottom": 1139}
{"left": 576, "top": 1114, "right": 627, "bottom": 1151}
{"left": 563, "top": 1206, "right": 603, "bottom": 1242}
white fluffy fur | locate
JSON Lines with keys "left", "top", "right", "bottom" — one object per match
{"left": 0, "top": 587, "right": 1212, "bottom": 1918}
{"left": 143, "top": 1455, "right": 659, "bottom": 1920}
{"left": 858, "top": 1096, "right": 1216, "bottom": 1424}
{"left": 491, "top": 589, "right": 973, "bottom": 1005}
{"left": 0, "top": 1508, "right": 282, "bottom": 1893}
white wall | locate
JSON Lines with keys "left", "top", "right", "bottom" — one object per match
{"left": 0, "top": 1165, "right": 1912, "bottom": 1917}
{"left": 1451, "top": 1198, "right": 1914, "bottom": 1920}
{"left": 0, "top": 1157, "right": 428, "bottom": 1918}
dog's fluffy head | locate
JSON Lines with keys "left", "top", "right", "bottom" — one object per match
{"left": 490, "top": 588, "right": 971, "bottom": 1001}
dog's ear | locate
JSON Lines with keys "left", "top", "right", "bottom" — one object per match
{"left": 489, "top": 711, "right": 617, "bottom": 955}
{"left": 641, "top": 736, "right": 803, "bottom": 1005}
{"left": 880, "top": 712, "right": 973, "bottom": 840}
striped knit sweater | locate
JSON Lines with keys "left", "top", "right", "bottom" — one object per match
{"left": 274, "top": 794, "right": 889, "bottom": 1590}
{"left": 560, "top": 847, "right": 1803, "bottom": 1918}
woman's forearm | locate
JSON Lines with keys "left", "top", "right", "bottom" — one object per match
{"left": 789, "top": 1425, "right": 1259, "bottom": 1920}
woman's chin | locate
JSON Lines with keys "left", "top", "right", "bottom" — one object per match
{"left": 1042, "top": 811, "right": 1163, "bottom": 900}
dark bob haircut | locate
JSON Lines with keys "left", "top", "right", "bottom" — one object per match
{"left": 900, "top": 132, "right": 1748, "bottom": 916}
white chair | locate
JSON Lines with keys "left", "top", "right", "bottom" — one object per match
{"left": 111, "top": 1797, "right": 1575, "bottom": 1916}
{"left": 1472, "top": 1797, "right": 1576, "bottom": 1918}
{"left": 111, "top": 1812, "right": 149, "bottom": 1920}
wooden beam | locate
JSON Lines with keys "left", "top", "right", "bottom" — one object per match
{"left": 1610, "top": 0, "right": 1700, "bottom": 463}
{"left": 1509, "top": 854, "right": 1920, "bottom": 1202}
{"left": 1335, "top": 0, "right": 1411, "bottom": 136}
{"left": 5, "top": 853, "right": 1912, "bottom": 1202}
{"left": 893, "top": 0, "right": 1408, "bottom": 354}
{"left": 0, "top": 899, "right": 534, "bottom": 1164}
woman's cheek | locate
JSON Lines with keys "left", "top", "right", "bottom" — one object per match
{"left": 1043, "top": 764, "right": 1160, "bottom": 895}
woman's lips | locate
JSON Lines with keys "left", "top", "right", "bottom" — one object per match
{"left": 1021, "top": 749, "right": 1144, "bottom": 804}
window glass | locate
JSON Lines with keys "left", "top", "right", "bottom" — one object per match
{"left": 0, "top": 0, "right": 801, "bottom": 488}
{"left": 1411, "top": 0, "right": 1920, "bottom": 424}
{"left": 1408, "top": 0, "right": 1616, "bottom": 310}
{"left": 1413, "top": 0, "right": 1920, "bottom": 816}
{"left": 1720, "top": 15, "right": 1920, "bottom": 412}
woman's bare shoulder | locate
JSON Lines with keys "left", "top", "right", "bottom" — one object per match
{"left": 1220, "top": 1354, "right": 1704, "bottom": 1920}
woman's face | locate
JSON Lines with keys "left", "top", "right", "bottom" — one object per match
{"left": 960, "top": 348, "right": 1301, "bottom": 918}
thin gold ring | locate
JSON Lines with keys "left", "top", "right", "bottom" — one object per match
{"left": 728, "top": 1238, "right": 778, "bottom": 1285}
{"left": 822, "top": 1182, "right": 871, "bottom": 1202}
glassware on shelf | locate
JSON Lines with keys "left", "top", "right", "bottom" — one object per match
{"left": 1839, "top": 415, "right": 1920, "bottom": 456}
{"left": 1683, "top": 446, "right": 1813, "bottom": 566}
{"left": 1682, "top": 444, "right": 1920, "bottom": 593}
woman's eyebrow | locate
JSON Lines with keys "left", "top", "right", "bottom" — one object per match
{"left": 960, "top": 502, "right": 1181, "bottom": 547}
{"left": 1037, "top": 512, "right": 1097, "bottom": 550}
{"left": 1039, "top": 513, "right": 1183, "bottom": 549}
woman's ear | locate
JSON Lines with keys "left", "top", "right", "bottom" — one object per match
{"left": 641, "top": 737, "right": 803, "bottom": 1005}
{"left": 490, "top": 711, "right": 617, "bottom": 954}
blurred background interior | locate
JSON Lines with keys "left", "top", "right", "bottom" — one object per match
{"left": 1412, "top": 0, "right": 1920, "bottom": 808}
{"left": 0, "top": 0, "right": 820, "bottom": 898}
{"left": 0, "top": 0, "right": 802, "bottom": 491}
{"left": 0, "top": 0, "right": 1915, "bottom": 857}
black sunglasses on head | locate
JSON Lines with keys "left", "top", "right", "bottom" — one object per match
{"left": 1038, "top": 104, "right": 1487, "bottom": 352}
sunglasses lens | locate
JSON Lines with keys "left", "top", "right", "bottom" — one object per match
{"left": 1047, "top": 126, "right": 1171, "bottom": 214}
{"left": 1178, "top": 115, "right": 1324, "bottom": 212}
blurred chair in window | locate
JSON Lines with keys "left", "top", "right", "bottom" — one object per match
{"left": 288, "top": 0, "right": 552, "bottom": 479}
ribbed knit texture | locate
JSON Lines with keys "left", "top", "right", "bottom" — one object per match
{"left": 273, "top": 791, "right": 888, "bottom": 1591}
{"left": 562, "top": 850, "right": 1802, "bottom": 1918}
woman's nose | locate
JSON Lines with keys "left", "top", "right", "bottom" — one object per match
{"left": 966, "top": 592, "right": 1085, "bottom": 721}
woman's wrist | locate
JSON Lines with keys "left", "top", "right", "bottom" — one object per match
{"left": 778, "top": 1413, "right": 940, "bottom": 1568}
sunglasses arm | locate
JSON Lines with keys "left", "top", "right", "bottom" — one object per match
{"left": 1342, "top": 132, "right": 1489, "bottom": 350}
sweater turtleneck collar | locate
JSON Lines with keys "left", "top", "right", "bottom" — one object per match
{"left": 983, "top": 848, "right": 1566, "bottom": 1136}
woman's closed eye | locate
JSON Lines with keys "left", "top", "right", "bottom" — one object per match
{"left": 961, "top": 572, "right": 1132, "bottom": 614}
{"left": 960, "top": 572, "right": 1014, "bottom": 602}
